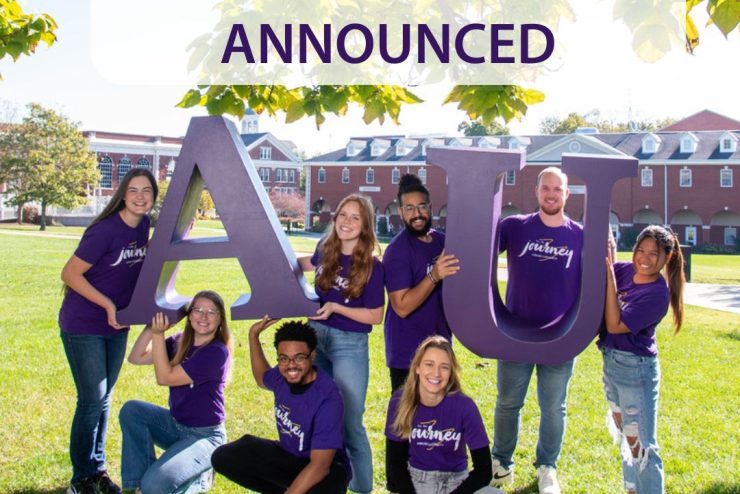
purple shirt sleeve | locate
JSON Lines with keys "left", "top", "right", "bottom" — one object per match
{"left": 461, "top": 396, "right": 490, "bottom": 451}
{"left": 385, "top": 391, "right": 403, "bottom": 442}
{"left": 498, "top": 216, "right": 511, "bottom": 254}
{"left": 383, "top": 242, "right": 415, "bottom": 293}
{"left": 263, "top": 366, "right": 280, "bottom": 391}
{"left": 363, "top": 258, "right": 385, "bottom": 309}
{"left": 74, "top": 221, "right": 113, "bottom": 265}
{"left": 180, "top": 344, "right": 230, "bottom": 386}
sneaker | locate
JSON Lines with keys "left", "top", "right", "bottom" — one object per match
{"left": 66, "top": 478, "right": 98, "bottom": 494}
{"left": 95, "top": 471, "right": 122, "bottom": 494}
{"left": 491, "top": 458, "right": 514, "bottom": 486}
{"left": 536, "top": 466, "right": 561, "bottom": 494}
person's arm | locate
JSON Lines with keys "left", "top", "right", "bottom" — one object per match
{"left": 449, "top": 446, "right": 492, "bottom": 494}
{"left": 284, "top": 449, "right": 336, "bottom": 494}
{"left": 387, "top": 438, "right": 416, "bottom": 494}
{"left": 249, "top": 315, "right": 280, "bottom": 389}
{"left": 147, "top": 313, "right": 193, "bottom": 386}
{"left": 309, "top": 303, "right": 383, "bottom": 324}
{"left": 298, "top": 256, "right": 316, "bottom": 273}
{"left": 389, "top": 250, "right": 460, "bottom": 318}
{"left": 128, "top": 326, "right": 154, "bottom": 365}
{"left": 61, "top": 255, "right": 124, "bottom": 329}
{"left": 604, "top": 258, "right": 631, "bottom": 334}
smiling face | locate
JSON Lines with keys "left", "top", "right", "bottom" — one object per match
{"left": 122, "top": 175, "right": 155, "bottom": 218}
{"left": 535, "top": 172, "right": 569, "bottom": 217}
{"left": 277, "top": 340, "right": 315, "bottom": 386}
{"left": 188, "top": 296, "right": 222, "bottom": 340}
{"left": 334, "top": 200, "right": 363, "bottom": 244}
{"left": 633, "top": 236, "right": 670, "bottom": 282}
{"left": 400, "top": 191, "right": 432, "bottom": 237}
{"left": 415, "top": 347, "right": 452, "bottom": 400}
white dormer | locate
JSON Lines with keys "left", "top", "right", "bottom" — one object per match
{"left": 508, "top": 136, "right": 531, "bottom": 150}
{"left": 477, "top": 136, "right": 501, "bottom": 148}
{"left": 346, "top": 139, "right": 367, "bottom": 157}
{"left": 680, "top": 132, "right": 699, "bottom": 153}
{"left": 421, "top": 138, "right": 445, "bottom": 156}
{"left": 447, "top": 137, "right": 472, "bottom": 147}
{"left": 370, "top": 138, "right": 391, "bottom": 157}
{"left": 719, "top": 132, "right": 738, "bottom": 153}
{"left": 641, "top": 133, "right": 661, "bottom": 154}
{"left": 396, "top": 138, "right": 418, "bottom": 157}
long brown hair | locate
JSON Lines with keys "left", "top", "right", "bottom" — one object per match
{"left": 171, "top": 290, "right": 234, "bottom": 366}
{"left": 391, "top": 336, "right": 462, "bottom": 439}
{"left": 634, "top": 225, "right": 685, "bottom": 333}
{"left": 88, "top": 167, "right": 158, "bottom": 230}
{"left": 315, "top": 194, "right": 379, "bottom": 300}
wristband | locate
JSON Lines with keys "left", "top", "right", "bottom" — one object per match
{"left": 428, "top": 271, "right": 439, "bottom": 284}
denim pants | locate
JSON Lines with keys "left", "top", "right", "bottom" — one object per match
{"left": 120, "top": 400, "right": 226, "bottom": 494}
{"left": 601, "top": 347, "right": 663, "bottom": 493}
{"left": 310, "top": 321, "right": 372, "bottom": 494}
{"left": 409, "top": 466, "right": 503, "bottom": 494}
{"left": 492, "top": 358, "right": 575, "bottom": 469}
{"left": 61, "top": 330, "right": 128, "bottom": 482}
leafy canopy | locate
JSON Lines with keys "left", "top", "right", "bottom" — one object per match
{"left": 0, "top": 0, "right": 57, "bottom": 79}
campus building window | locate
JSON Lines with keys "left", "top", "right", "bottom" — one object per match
{"left": 136, "top": 157, "right": 151, "bottom": 171}
{"left": 725, "top": 227, "right": 737, "bottom": 246}
{"left": 641, "top": 168, "right": 653, "bottom": 187}
{"left": 720, "top": 168, "right": 733, "bottom": 188}
{"left": 318, "top": 168, "right": 326, "bottom": 183}
{"left": 366, "top": 168, "right": 375, "bottom": 184}
{"left": 685, "top": 226, "right": 697, "bottom": 246}
{"left": 342, "top": 168, "right": 350, "bottom": 184}
{"left": 289, "top": 169, "right": 295, "bottom": 183}
{"left": 391, "top": 168, "right": 400, "bottom": 184}
{"left": 680, "top": 168, "right": 692, "bottom": 187}
{"left": 260, "top": 147, "right": 272, "bottom": 160}
{"left": 99, "top": 156, "right": 113, "bottom": 188}
{"left": 118, "top": 157, "right": 132, "bottom": 183}
{"left": 505, "top": 170, "right": 516, "bottom": 186}
{"left": 418, "top": 168, "right": 427, "bottom": 185}
{"left": 259, "top": 168, "right": 270, "bottom": 182}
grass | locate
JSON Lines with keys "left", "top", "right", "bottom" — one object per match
{"left": 0, "top": 231, "right": 738, "bottom": 493}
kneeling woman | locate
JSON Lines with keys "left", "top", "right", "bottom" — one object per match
{"left": 386, "top": 336, "right": 501, "bottom": 494}
{"left": 601, "top": 225, "right": 685, "bottom": 494}
{"left": 120, "top": 290, "right": 233, "bottom": 493}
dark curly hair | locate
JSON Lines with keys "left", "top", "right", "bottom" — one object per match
{"left": 273, "top": 320, "right": 317, "bottom": 352}
{"left": 397, "top": 173, "right": 429, "bottom": 204}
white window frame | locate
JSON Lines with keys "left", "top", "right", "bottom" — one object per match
{"left": 341, "top": 167, "right": 350, "bottom": 184}
{"left": 720, "top": 168, "right": 733, "bottom": 188}
{"left": 724, "top": 227, "right": 737, "bottom": 246}
{"left": 641, "top": 168, "right": 653, "bottom": 187}
{"left": 642, "top": 138, "right": 656, "bottom": 154}
{"left": 505, "top": 170, "right": 516, "bottom": 186}
{"left": 99, "top": 156, "right": 113, "bottom": 189}
{"left": 679, "top": 168, "right": 692, "bottom": 188}
{"left": 391, "top": 168, "right": 400, "bottom": 185}
{"left": 259, "top": 168, "right": 270, "bottom": 182}
{"left": 118, "top": 157, "right": 132, "bottom": 183}
{"left": 136, "top": 157, "right": 151, "bottom": 171}
{"left": 685, "top": 226, "right": 697, "bottom": 246}
{"left": 418, "top": 167, "right": 427, "bottom": 185}
{"left": 259, "top": 146, "right": 272, "bottom": 160}
{"left": 680, "top": 136, "right": 697, "bottom": 153}
{"left": 371, "top": 144, "right": 381, "bottom": 157}
{"left": 366, "top": 168, "right": 375, "bottom": 184}
{"left": 317, "top": 167, "right": 326, "bottom": 183}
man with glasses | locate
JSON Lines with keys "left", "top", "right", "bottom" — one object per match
{"left": 211, "top": 318, "right": 350, "bottom": 493}
{"left": 382, "top": 173, "right": 460, "bottom": 492}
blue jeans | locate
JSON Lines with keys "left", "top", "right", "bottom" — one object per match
{"left": 492, "top": 359, "right": 575, "bottom": 469}
{"left": 120, "top": 400, "right": 226, "bottom": 494}
{"left": 310, "top": 321, "right": 372, "bottom": 494}
{"left": 601, "top": 347, "right": 663, "bottom": 493}
{"left": 61, "top": 330, "right": 128, "bottom": 482}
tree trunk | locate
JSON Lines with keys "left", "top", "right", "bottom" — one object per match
{"left": 16, "top": 203, "right": 23, "bottom": 224}
{"left": 40, "top": 201, "right": 47, "bottom": 231}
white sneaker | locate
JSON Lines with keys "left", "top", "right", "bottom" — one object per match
{"left": 491, "top": 458, "right": 514, "bottom": 486}
{"left": 536, "top": 466, "right": 561, "bottom": 494}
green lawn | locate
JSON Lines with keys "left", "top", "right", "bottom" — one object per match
{"left": 0, "top": 233, "right": 737, "bottom": 493}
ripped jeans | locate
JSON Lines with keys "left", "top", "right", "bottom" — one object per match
{"left": 601, "top": 347, "right": 663, "bottom": 494}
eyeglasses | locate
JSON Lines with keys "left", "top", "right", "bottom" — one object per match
{"left": 277, "top": 353, "right": 310, "bottom": 365}
{"left": 191, "top": 307, "right": 219, "bottom": 318}
{"left": 401, "top": 203, "right": 430, "bottom": 214}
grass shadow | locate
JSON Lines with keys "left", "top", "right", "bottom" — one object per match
{"left": 722, "top": 331, "right": 740, "bottom": 342}
{"left": 696, "top": 482, "right": 740, "bottom": 494}
{"left": 510, "top": 480, "right": 539, "bottom": 493}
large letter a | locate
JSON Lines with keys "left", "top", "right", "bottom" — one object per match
{"left": 118, "top": 117, "right": 318, "bottom": 324}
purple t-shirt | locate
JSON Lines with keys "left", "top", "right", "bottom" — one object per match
{"left": 165, "top": 335, "right": 230, "bottom": 427}
{"left": 598, "top": 262, "right": 670, "bottom": 357}
{"left": 385, "top": 390, "right": 489, "bottom": 473}
{"left": 383, "top": 229, "right": 451, "bottom": 369}
{"left": 59, "top": 213, "right": 150, "bottom": 335}
{"left": 263, "top": 366, "right": 349, "bottom": 470}
{"left": 310, "top": 247, "right": 385, "bottom": 333}
{"left": 499, "top": 213, "right": 583, "bottom": 326}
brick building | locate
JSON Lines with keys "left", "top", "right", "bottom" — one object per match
{"left": 306, "top": 110, "right": 740, "bottom": 248}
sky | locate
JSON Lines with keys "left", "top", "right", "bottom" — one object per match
{"left": 1, "top": 0, "right": 738, "bottom": 157}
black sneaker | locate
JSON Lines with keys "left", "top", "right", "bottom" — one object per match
{"left": 66, "top": 477, "right": 98, "bottom": 494}
{"left": 95, "top": 471, "right": 122, "bottom": 494}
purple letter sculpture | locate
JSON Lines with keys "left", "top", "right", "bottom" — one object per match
{"left": 118, "top": 117, "right": 318, "bottom": 325}
{"left": 427, "top": 148, "right": 637, "bottom": 364}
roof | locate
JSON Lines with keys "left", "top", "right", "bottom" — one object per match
{"left": 660, "top": 110, "right": 740, "bottom": 131}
